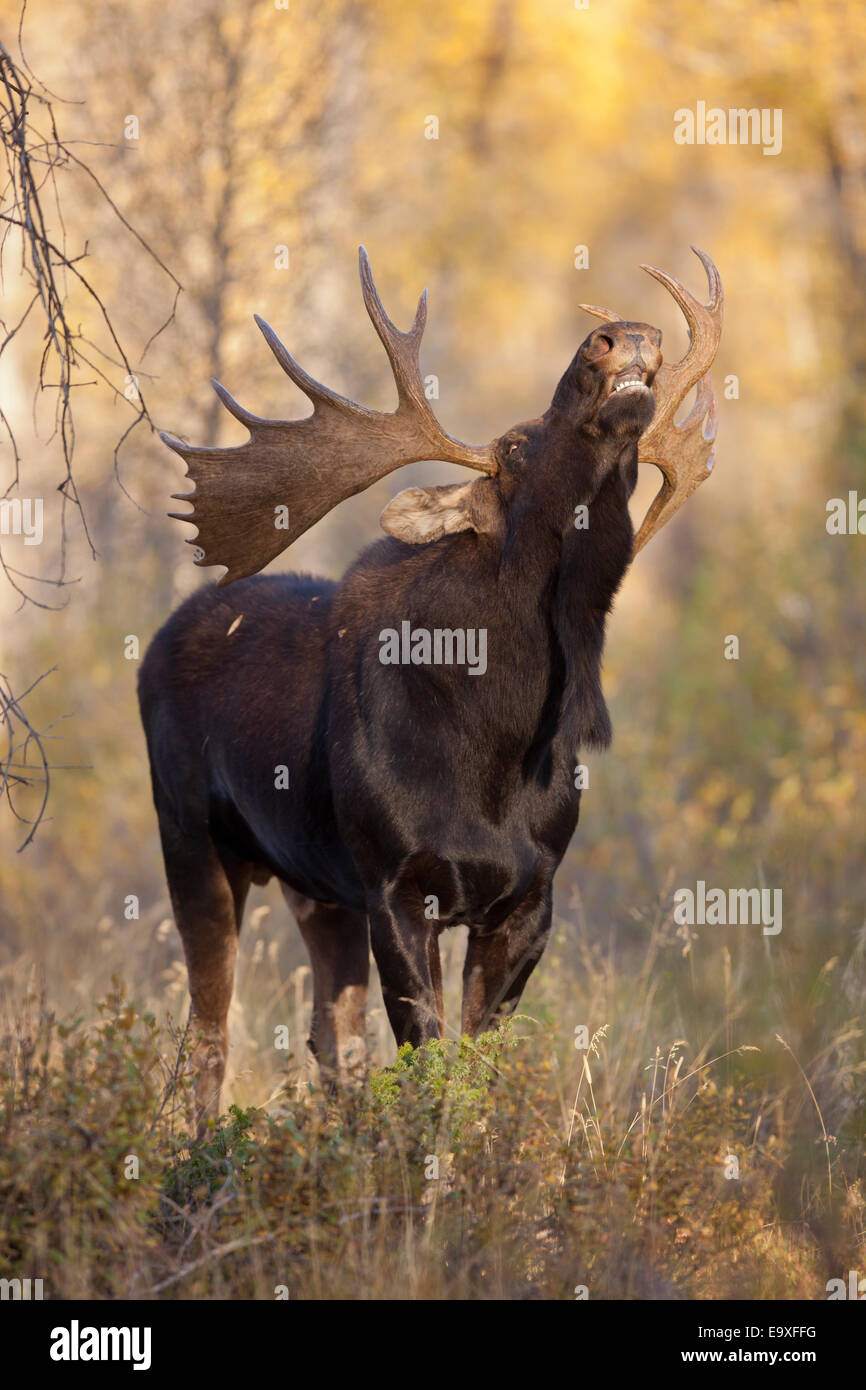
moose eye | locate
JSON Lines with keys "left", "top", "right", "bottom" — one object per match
{"left": 585, "top": 333, "right": 613, "bottom": 361}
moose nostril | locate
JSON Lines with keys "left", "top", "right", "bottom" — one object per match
{"left": 586, "top": 333, "right": 613, "bottom": 361}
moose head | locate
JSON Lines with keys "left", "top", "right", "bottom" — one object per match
{"left": 162, "top": 245, "right": 722, "bottom": 581}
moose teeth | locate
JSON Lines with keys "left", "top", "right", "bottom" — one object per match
{"left": 611, "top": 380, "right": 648, "bottom": 393}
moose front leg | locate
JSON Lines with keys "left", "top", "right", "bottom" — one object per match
{"left": 461, "top": 889, "right": 552, "bottom": 1036}
{"left": 368, "top": 896, "right": 444, "bottom": 1049}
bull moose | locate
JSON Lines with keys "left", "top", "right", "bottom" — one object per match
{"left": 139, "top": 247, "right": 723, "bottom": 1131}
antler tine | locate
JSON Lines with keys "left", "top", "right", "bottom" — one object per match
{"left": 638, "top": 246, "right": 723, "bottom": 451}
{"left": 357, "top": 247, "right": 493, "bottom": 475}
{"left": 639, "top": 246, "right": 723, "bottom": 431}
{"left": 632, "top": 375, "right": 718, "bottom": 555}
{"left": 253, "top": 314, "right": 364, "bottom": 417}
{"left": 359, "top": 245, "right": 428, "bottom": 413}
{"left": 577, "top": 303, "right": 625, "bottom": 323}
{"left": 355, "top": 245, "right": 495, "bottom": 471}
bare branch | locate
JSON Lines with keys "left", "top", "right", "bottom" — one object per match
{"left": 0, "top": 17, "right": 182, "bottom": 605}
{"left": 0, "top": 666, "right": 85, "bottom": 850}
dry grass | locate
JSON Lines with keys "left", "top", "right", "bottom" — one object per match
{"left": 1, "top": 885, "right": 863, "bottom": 1300}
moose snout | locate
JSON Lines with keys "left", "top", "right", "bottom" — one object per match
{"left": 583, "top": 321, "right": 662, "bottom": 375}
{"left": 609, "top": 325, "right": 662, "bottom": 374}
{"left": 605, "top": 324, "right": 663, "bottom": 394}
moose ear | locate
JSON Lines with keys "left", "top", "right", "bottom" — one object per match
{"left": 380, "top": 480, "right": 500, "bottom": 545}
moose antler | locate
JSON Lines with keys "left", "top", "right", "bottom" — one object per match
{"left": 579, "top": 247, "right": 723, "bottom": 554}
{"left": 162, "top": 247, "right": 497, "bottom": 584}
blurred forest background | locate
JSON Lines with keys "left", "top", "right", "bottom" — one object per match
{"left": 1, "top": 0, "right": 865, "bottom": 1298}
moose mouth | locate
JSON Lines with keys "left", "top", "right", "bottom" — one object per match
{"left": 607, "top": 366, "right": 652, "bottom": 398}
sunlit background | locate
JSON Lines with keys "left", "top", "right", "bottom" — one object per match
{"left": 1, "top": 0, "right": 865, "bottom": 1296}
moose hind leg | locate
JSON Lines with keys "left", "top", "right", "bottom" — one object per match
{"left": 282, "top": 887, "right": 369, "bottom": 1085}
{"left": 156, "top": 803, "right": 251, "bottom": 1136}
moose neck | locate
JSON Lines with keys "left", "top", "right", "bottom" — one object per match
{"left": 502, "top": 408, "right": 638, "bottom": 753}
{"left": 503, "top": 408, "right": 637, "bottom": 593}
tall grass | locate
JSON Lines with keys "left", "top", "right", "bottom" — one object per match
{"left": 1, "top": 915, "right": 861, "bottom": 1301}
